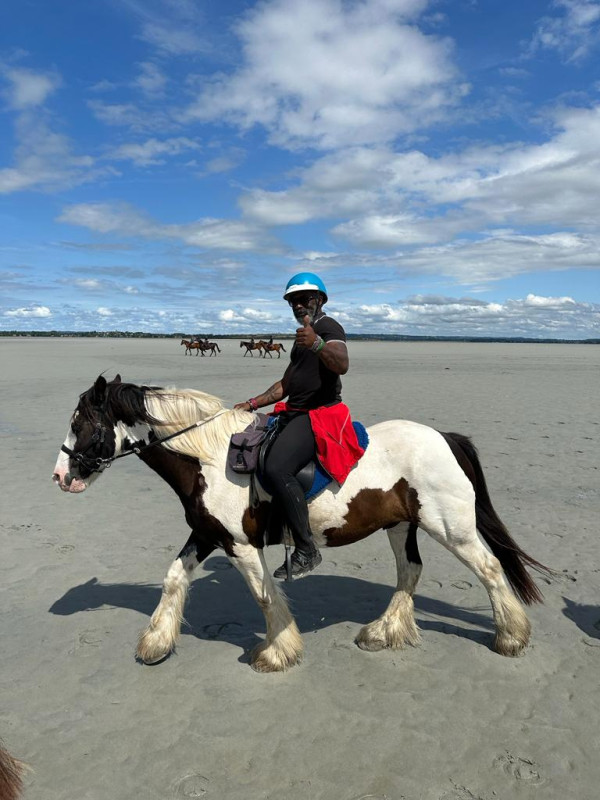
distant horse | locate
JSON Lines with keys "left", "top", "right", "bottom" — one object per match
{"left": 53, "top": 375, "right": 551, "bottom": 673}
{"left": 0, "top": 742, "right": 24, "bottom": 800}
{"left": 200, "top": 341, "right": 221, "bottom": 357}
{"left": 261, "top": 341, "right": 286, "bottom": 358}
{"left": 180, "top": 339, "right": 202, "bottom": 356}
{"left": 239, "top": 340, "right": 263, "bottom": 357}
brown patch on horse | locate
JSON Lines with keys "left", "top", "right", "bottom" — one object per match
{"left": 139, "top": 446, "right": 238, "bottom": 556}
{"left": 242, "top": 502, "right": 271, "bottom": 548}
{"left": 323, "top": 477, "right": 421, "bottom": 547}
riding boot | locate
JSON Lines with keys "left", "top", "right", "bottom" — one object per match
{"left": 273, "top": 479, "right": 321, "bottom": 579}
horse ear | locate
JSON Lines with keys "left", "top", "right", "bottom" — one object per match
{"left": 113, "top": 374, "right": 122, "bottom": 383}
{"left": 93, "top": 375, "right": 107, "bottom": 404}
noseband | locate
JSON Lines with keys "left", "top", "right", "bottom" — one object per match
{"left": 61, "top": 421, "right": 112, "bottom": 474}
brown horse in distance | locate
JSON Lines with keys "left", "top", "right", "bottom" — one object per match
{"left": 261, "top": 341, "right": 287, "bottom": 358}
{"left": 240, "top": 340, "right": 264, "bottom": 357}
{"left": 180, "top": 339, "right": 203, "bottom": 356}
{"left": 199, "top": 341, "right": 221, "bottom": 357}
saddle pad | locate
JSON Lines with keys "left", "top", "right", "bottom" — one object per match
{"left": 306, "top": 421, "right": 369, "bottom": 500}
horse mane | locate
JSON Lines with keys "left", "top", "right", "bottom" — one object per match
{"left": 143, "top": 387, "right": 254, "bottom": 463}
{"left": 76, "top": 381, "right": 161, "bottom": 428}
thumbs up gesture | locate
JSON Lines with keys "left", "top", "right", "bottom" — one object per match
{"left": 296, "top": 314, "right": 317, "bottom": 348}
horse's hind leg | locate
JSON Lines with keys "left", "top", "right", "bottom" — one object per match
{"left": 137, "top": 534, "right": 214, "bottom": 664}
{"left": 421, "top": 507, "right": 530, "bottom": 656}
{"left": 230, "top": 542, "right": 303, "bottom": 672}
{"left": 356, "top": 522, "right": 422, "bottom": 652}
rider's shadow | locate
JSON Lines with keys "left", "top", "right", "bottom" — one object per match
{"left": 49, "top": 555, "right": 495, "bottom": 662}
{"left": 562, "top": 597, "right": 600, "bottom": 639}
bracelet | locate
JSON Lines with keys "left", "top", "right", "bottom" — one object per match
{"left": 247, "top": 397, "right": 258, "bottom": 411}
{"left": 311, "top": 335, "right": 325, "bottom": 353}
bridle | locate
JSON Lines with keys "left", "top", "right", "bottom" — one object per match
{"left": 61, "top": 408, "right": 228, "bottom": 475}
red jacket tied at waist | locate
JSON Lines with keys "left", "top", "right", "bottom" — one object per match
{"left": 272, "top": 401, "right": 364, "bottom": 485}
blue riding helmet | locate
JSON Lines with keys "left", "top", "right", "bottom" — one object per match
{"left": 283, "top": 272, "right": 328, "bottom": 303}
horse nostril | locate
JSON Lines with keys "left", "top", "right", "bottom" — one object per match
{"left": 64, "top": 473, "right": 74, "bottom": 487}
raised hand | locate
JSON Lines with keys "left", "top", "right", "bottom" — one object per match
{"left": 296, "top": 314, "right": 317, "bottom": 348}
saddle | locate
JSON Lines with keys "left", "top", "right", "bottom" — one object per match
{"left": 256, "top": 415, "right": 369, "bottom": 500}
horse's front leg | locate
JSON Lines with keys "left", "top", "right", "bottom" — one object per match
{"left": 137, "top": 534, "right": 214, "bottom": 664}
{"left": 356, "top": 522, "right": 422, "bottom": 651}
{"left": 230, "top": 542, "right": 303, "bottom": 672}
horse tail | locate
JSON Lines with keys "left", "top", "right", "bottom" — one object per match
{"left": 216, "top": 344, "right": 221, "bottom": 352}
{"left": 441, "top": 431, "right": 552, "bottom": 605}
{"left": 281, "top": 343, "right": 286, "bottom": 351}
{"left": 0, "top": 742, "right": 25, "bottom": 800}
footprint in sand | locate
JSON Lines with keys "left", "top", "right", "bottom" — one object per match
{"left": 351, "top": 795, "right": 396, "bottom": 800}
{"left": 68, "top": 629, "right": 106, "bottom": 655}
{"left": 172, "top": 773, "right": 209, "bottom": 797}
{"left": 451, "top": 580, "right": 472, "bottom": 590}
{"left": 439, "top": 787, "right": 484, "bottom": 800}
{"left": 494, "top": 752, "right": 544, "bottom": 785}
{"left": 201, "top": 622, "right": 243, "bottom": 640}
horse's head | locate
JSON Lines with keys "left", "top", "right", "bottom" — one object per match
{"left": 52, "top": 374, "right": 140, "bottom": 494}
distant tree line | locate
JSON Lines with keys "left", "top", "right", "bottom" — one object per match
{"left": 1, "top": 330, "right": 598, "bottom": 344}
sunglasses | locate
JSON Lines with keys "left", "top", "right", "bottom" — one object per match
{"left": 288, "top": 292, "right": 318, "bottom": 306}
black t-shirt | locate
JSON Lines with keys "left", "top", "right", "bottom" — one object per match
{"left": 284, "top": 314, "right": 346, "bottom": 409}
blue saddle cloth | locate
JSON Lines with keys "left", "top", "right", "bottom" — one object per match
{"left": 305, "top": 421, "right": 369, "bottom": 499}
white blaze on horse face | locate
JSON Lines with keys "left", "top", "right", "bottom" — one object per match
{"left": 52, "top": 426, "right": 88, "bottom": 493}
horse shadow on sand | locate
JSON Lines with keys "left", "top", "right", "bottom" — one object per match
{"left": 49, "top": 556, "right": 496, "bottom": 665}
{"left": 561, "top": 596, "right": 600, "bottom": 640}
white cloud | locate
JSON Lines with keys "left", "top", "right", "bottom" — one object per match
{"left": 58, "top": 202, "right": 278, "bottom": 252}
{"left": 0, "top": 93, "right": 114, "bottom": 194}
{"left": 238, "top": 102, "right": 600, "bottom": 285}
{"left": 218, "top": 306, "right": 275, "bottom": 324}
{"left": 2, "top": 67, "right": 61, "bottom": 109}
{"left": 74, "top": 279, "right": 103, "bottom": 290}
{"left": 335, "top": 294, "right": 600, "bottom": 337}
{"left": 530, "top": 0, "right": 600, "bottom": 62}
{"left": 96, "top": 307, "right": 113, "bottom": 316}
{"left": 185, "top": 0, "right": 465, "bottom": 149}
{"left": 87, "top": 99, "right": 174, "bottom": 131}
{"left": 4, "top": 305, "right": 51, "bottom": 317}
{"left": 133, "top": 62, "right": 167, "bottom": 96}
{"left": 523, "top": 293, "right": 576, "bottom": 307}
{"left": 108, "top": 137, "right": 200, "bottom": 166}
{"left": 120, "top": 0, "right": 207, "bottom": 56}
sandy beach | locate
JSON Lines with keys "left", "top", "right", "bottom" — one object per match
{"left": 1, "top": 337, "right": 598, "bottom": 800}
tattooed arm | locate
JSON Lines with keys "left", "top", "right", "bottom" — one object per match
{"left": 234, "top": 365, "right": 291, "bottom": 411}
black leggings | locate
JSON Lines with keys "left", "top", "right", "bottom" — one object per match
{"left": 263, "top": 412, "right": 316, "bottom": 553}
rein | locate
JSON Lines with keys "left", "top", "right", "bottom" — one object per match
{"left": 62, "top": 409, "right": 229, "bottom": 474}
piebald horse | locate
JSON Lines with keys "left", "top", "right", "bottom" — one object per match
{"left": 53, "top": 375, "right": 550, "bottom": 672}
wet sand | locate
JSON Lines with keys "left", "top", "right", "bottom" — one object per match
{"left": 0, "top": 337, "right": 599, "bottom": 800}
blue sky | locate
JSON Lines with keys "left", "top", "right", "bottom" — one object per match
{"left": 1, "top": 0, "right": 600, "bottom": 338}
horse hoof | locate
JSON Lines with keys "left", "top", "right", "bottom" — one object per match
{"left": 355, "top": 635, "right": 387, "bottom": 651}
{"left": 493, "top": 633, "right": 528, "bottom": 657}
{"left": 136, "top": 632, "right": 173, "bottom": 665}
{"left": 138, "top": 651, "right": 172, "bottom": 666}
{"left": 250, "top": 643, "right": 301, "bottom": 672}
